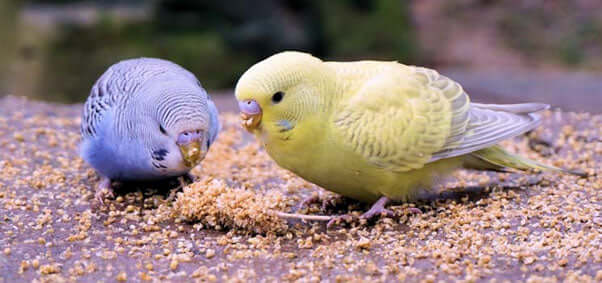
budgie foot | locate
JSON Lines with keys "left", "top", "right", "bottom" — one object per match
{"left": 327, "top": 196, "right": 393, "bottom": 228}
{"left": 326, "top": 197, "right": 423, "bottom": 228}
{"left": 360, "top": 196, "right": 395, "bottom": 220}
{"left": 404, "top": 207, "right": 422, "bottom": 215}
{"left": 326, "top": 214, "right": 356, "bottom": 229}
{"left": 166, "top": 173, "right": 197, "bottom": 203}
{"left": 95, "top": 177, "right": 114, "bottom": 205}
{"left": 182, "top": 172, "right": 197, "bottom": 184}
{"left": 300, "top": 193, "right": 351, "bottom": 212}
{"left": 300, "top": 193, "right": 321, "bottom": 208}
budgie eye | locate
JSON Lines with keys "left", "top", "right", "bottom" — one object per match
{"left": 159, "top": 124, "right": 167, "bottom": 135}
{"left": 271, "top": 91, "right": 284, "bottom": 104}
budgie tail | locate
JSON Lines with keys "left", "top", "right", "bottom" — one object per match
{"left": 464, "top": 145, "right": 586, "bottom": 177}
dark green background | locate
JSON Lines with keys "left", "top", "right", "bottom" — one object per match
{"left": 1, "top": 0, "right": 601, "bottom": 104}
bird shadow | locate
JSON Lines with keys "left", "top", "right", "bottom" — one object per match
{"left": 416, "top": 174, "right": 542, "bottom": 204}
{"left": 114, "top": 177, "right": 184, "bottom": 196}
{"left": 294, "top": 174, "right": 543, "bottom": 230}
{"left": 95, "top": 175, "right": 190, "bottom": 212}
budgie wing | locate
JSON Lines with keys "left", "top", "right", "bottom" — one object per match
{"left": 409, "top": 68, "right": 548, "bottom": 163}
{"left": 81, "top": 66, "right": 121, "bottom": 139}
{"left": 430, "top": 102, "right": 548, "bottom": 161}
{"left": 333, "top": 66, "right": 470, "bottom": 172}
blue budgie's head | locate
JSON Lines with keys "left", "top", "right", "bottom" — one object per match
{"left": 82, "top": 58, "right": 220, "bottom": 179}
{"left": 147, "top": 81, "right": 216, "bottom": 172}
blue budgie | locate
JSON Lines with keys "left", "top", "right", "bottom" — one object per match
{"left": 80, "top": 58, "right": 220, "bottom": 203}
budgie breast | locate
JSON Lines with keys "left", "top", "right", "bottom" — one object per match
{"left": 80, "top": 109, "right": 190, "bottom": 181}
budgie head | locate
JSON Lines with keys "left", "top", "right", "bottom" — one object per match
{"left": 124, "top": 82, "right": 218, "bottom": 173}
{"left": 234, "top": 51, "right": 333, "bottom": 137}
{"left": 153, "top": 87, "right": 217, "bottom": 170}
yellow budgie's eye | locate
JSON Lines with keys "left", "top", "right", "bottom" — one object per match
{"left": 271, "top": 91, "right": 284, "bottom": 104}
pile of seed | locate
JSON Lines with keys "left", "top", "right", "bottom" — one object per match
{"left": 173, "top": 177, "right": 288, "bottom": 234}
{"left": 0, "top": 95, "right": 600, "bottom": 282}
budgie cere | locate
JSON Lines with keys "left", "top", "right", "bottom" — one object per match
{"left": 80, "top": 58, "right": 220, "bottom": 203}
{"left": 235, "top": 51, "right": 581, "bottom": 223}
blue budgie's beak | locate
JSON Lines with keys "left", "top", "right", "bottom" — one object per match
{"left": 177, "top": 130, "right": 207, "bottom": 167}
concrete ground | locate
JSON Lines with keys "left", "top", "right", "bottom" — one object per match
{"left": 0, "top": 94, "right": 600, "bottom": 282}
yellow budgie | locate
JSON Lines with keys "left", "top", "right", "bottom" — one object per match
{"left": 235, "top": 51, "right": 580, "bottom": 223}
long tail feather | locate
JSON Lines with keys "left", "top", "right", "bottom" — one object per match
{"left": 467, "top": 145, "right": 586, "bottom": 177}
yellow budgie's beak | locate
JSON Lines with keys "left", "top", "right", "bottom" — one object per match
{"left": 238, "top": 100, "right": 262, "bottom": 132}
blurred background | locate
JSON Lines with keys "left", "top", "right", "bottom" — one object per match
{"left": 0, "top": 0, "right": 601, "bottom": 112}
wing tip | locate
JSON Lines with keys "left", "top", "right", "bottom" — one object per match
{"left": 471, "top": 102, "right": 550, "bottom": 114}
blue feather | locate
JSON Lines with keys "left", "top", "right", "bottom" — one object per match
{"left": 276, "top": 119, "right": 295, "bottom": 132}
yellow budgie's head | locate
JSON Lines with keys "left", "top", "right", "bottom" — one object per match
{"left": 235, "top": 51, "right": 333, "bottom": 138}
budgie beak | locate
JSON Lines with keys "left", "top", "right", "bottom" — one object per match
{"left": 177, "top": 130, "right": 207, "bottom": 167}
{"left": 238, "top": 100, "right": 262, "bottom": 132}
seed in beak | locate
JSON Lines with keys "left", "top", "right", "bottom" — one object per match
{"left": 238, "top": 100, "right": 262, "bottom": 131}
{"left": 177, "top": 130, "right": 206, "bottom": 167}
{"left": 178, "top": 141, "right": 204, "bottom": 167}
{"left": 240, "top": 112, "right": 261, "bottom": 131}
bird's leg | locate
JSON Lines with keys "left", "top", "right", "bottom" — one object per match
{"left": 360, "top": 196, "right": 395, "bottom": 220}
{"left": 95, "top": 176, "right": 114, "bottom": 205}
{"left": 326, "top": 214, "right": 357, "bottom": 229}
{"left": 300, "top": 192, "right": 321, "bottom": 208}
{"left": 300, "top": 193, "right": 351, "bottom": 212}
{"left": 167, "top": 173, "right": 196, "bottom": 202}
{"left": 326, "top": 197, "right": 424, "bottom": 228}
{"left": 405, "top": 207, "right": 422, "bottom": 215}
{"left": 326, "top": 196, "right": 395, "bottom": 228}
{"left": 182, "top": 172, "right": 197, "bottom": 184}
